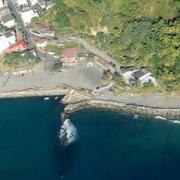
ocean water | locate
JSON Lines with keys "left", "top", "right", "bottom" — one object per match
{"left": 0, "top": 98, "right": 180, "bottom": 180}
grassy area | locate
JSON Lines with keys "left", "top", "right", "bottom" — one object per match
{"left": 3, "top": 52, "right": 40, "bottom": 67}
{"left": 44, "top": 42, "right": 60, "bottom": 55}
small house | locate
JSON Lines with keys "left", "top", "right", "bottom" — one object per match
{"left": 4, "top": 30, "right": 16, "bottom": 45}
{"left": 0, "top": 7, "right": 16, "bottom": 28}
{"left": 14, "top": 0, "right": 29, "bottom": 7}
{"left": 121, "top": 66, "right": 138, "bottom": 85}
{"left": 132, "top": 68, "right": 157, "bottom": 86}
{"left": 20, "top": 9, "right": 38, "bottom": 24}
{"left": 35, "top": 37, "right": 47, "bottom": 48}
{"left": 5, "top": 40, "right": 28, "bottom": 53}
{"left": 62, "top": 48, "right": 77, "bottom": 66}
{"left": 0, "top": 34, "right": 11, "bottom": 54}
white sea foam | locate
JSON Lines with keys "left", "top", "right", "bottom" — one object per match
{"left": 60, "top": 119, "right": 78, "bottom": 145}
{"left": 170, "top": 120, "right": 180, "bottom": 124}
{"left": 155, "top": 116, "right": 167, "bottom": 120}
{"left": 134, "top": 114, "right": 139, "bottom": 119}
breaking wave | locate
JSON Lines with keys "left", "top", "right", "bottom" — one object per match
{"left": 155, "top": 116, "right": 167, "bottom": 120}
{"left": 60, "top": 119, "right": 78, "bottom": 146}
{"left": 170, "top": 120, "right": 180, "bottom": 124}
{"left": 155, "top": 116, "right": 180, "bottom": 124}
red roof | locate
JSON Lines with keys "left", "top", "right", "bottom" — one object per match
{"left": 6, "top": 40, "right": 27, "bottom": 53}
{"left": 10, "top": 40, "right": 27, "bottom": 49}
{"left": 63, "top": 48, "right": 77, "bottom": 59}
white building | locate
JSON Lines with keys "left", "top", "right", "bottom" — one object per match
{"left": 20, "top": 9, "right": 38, "bottom": 24}
{"left": 29, "top": 0, "right": 38, "bottom": 6}
{"left": 4, "top": 30, "right": 16, "bottom": 45}
{"left": 14, "top": 0, "right": 28, "bottom": 6}
{"left": 1, "top": 14, "right": 16, "bottom": 28}
{"left": 0, "top": 7, "right": 16, "bottom": 28}
{"left": 132, "top": 68, "right": 157, "bottom": 86}
{"left": 0, "top": 34, "right": 11, "bottom": 54}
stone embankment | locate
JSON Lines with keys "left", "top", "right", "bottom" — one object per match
{"left": 64, "top": 99, "right": 180, "bottom": 119}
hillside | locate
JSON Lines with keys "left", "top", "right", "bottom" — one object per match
{"left": 39, "top": 0, "right": 180, "bottom": 91}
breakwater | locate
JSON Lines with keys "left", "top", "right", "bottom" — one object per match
{"left": 63, "top": 99, "right": 180, "bottom": 120}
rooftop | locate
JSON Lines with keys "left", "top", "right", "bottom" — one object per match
{"left": 132, "top": 68, "right": 150, "bottom": 79}
{"left": 121, "top": 66, "right": 137, "bottom": 74}
{"left": 62, "top": 48, "right": 77, "bottom": 59}
{"left": 4, "top": 30, "right": 14, "bottom": 38}
{"left": 1, "top": 14, "right": 14, "bottom": 23}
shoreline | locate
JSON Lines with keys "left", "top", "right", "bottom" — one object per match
{"left": 0, "top": 90, "right": 179, "bottom": 120}
{"left": 63, "top": 99, "right": 180, "bottom": 120}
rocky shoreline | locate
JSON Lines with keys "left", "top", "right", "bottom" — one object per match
{"left": 63, "top": 99, "right": 180, "bottom": 120}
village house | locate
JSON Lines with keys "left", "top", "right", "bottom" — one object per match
{"left": 0, "top": 7, "right": 16, "bottom": 28}
{"left": 62, "top": 48, "right": 78, "bottom": 66}
{"left": 0, "top": 29, "right": 16, "bottom": 54}
{"left": 121, "top": 66, "right": 157, "bottom": 86}
{"left": 34, "top": 37, "right": 47, "bottom": 48}
{"left": 132, "top": 68, "right": 157, "bottom": 86}
{"left": 20, "top": 8, "right": 38, "bottom": 24}
{"left": 5, "top": 40, "right": 28, "bottom": 53}
{"left": 121, "top": 66, "right": 138, "bottom": 85}
{"left": 4, "top": 30, "right": 16, "bottom": 45}
{"left": 30, "top": 23, "right": 55, "bottom": 37}
{"left": 31, "top": 2, "right": 44, "bottom": 15}
{"left": 0, "top": 34, "right": 11, "bottom": 54}
{"left": 14, "top": 0, "right": 29, "bottom": 7}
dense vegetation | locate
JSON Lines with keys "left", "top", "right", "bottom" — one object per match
{"left": 43, "top": 0, "right": 180, "bottom": 91}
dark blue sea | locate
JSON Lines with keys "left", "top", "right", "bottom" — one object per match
{"left": 0, "top": 98, "right": 180, "bottom": 180}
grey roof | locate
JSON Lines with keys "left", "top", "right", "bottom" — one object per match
{"left": 32, "top": 3, "right": 43, "bottom": 14}
{"left": 1, "top": 14, "right": 14, "bottom": 23}
{"left": 121, "top": 66, "right": 136, "bottom": 74}
{"left": 4, "top": 30, "right": 14, "bottom": 38}
{"left": 132, "top": 68, "right": 149, "bottom": 79}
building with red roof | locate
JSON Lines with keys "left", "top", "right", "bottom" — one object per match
{"left": 62, "top": 48, "right": 77, "bottom": 66}
{"left": 5, "top": 40, "right": 28, "bottom": 53}
{"left": 62, "top": 48, "right": 77, "bottom": 59}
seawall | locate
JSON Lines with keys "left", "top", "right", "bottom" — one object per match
{"left": 0, "top": 90, "right": 69, "bottom": 99}
{"left": 63, "top": 99, "right": 180, "bottom": 120}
